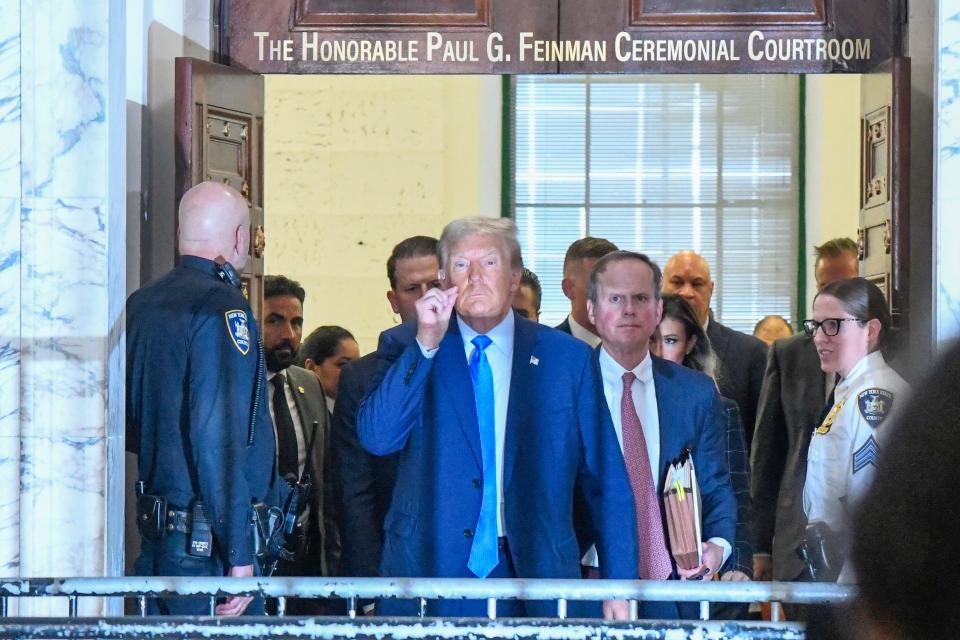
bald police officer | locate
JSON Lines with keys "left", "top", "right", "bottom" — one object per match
{"left": 127, "top": 182, "right": 282, "bottom": 616}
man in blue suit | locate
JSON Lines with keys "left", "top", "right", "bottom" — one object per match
{"left": 586, "top": 251, "right": 736, "bottom": 619}
{"left": 358, "top": 217, "right": 637, "bottom": 619}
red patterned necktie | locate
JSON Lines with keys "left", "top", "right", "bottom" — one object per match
{"left": 621, "top": 371, "right": 673, "bottom": 580}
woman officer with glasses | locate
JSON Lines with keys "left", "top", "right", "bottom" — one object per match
{"left": 800, "top": 277, "right": 909, "bottom": 582}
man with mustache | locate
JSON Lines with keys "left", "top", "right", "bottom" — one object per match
{"left": 358, "top": 217, "right": 636, "bottom": 619}
{"left": 262, "top": 275, "right": 339, "bottom": 610}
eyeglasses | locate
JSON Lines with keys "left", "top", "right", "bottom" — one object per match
{"left": 802, "top": 317, "right": 865, "bottom": 337}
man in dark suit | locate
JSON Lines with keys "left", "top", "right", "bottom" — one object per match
{"left": 511, "top": 267, "right": 542, "bottom": 322}
{"left": 358, "top": 218, "right": 637, "bottom": 619}
{"left": 262, "top": 275, "right": 339, "bottom": 610}
{"left": 662, "top": 250, "right": 767, "bottom": 447}
{"left": 750, "top": 238, "right": 859, "bottom": 583}
{"left": 555, "top": 237, "right": 618, "bottom": 346}
{"left": 587, "top": 250, "right": 736, "bottom": 619}
{"left": 332, "top": 236, "right": 440, "bottom": 588}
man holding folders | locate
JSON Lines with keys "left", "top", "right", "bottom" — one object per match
{"left": 586, "top": 250, "right": 737, "bottom": 619}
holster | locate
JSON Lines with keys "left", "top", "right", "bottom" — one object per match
{"left": 797, "top": 521, "right": 844, "bottom": 582}
{"left": 250, "top": 502, "right": 284, "bottom": 575}
{"left": 136, "top": 493, "right": 167, "bottom": 542}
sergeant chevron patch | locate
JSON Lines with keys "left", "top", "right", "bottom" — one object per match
{"left": 852, "top": 435, "right": 879, "bottom": 474}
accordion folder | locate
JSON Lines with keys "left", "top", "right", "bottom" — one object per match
{"left": 662, "top": 453, "right": 703, "bottom": 571}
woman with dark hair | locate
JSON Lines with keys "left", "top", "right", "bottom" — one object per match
{"left": 299, "top": 325, "right": 360, "bottom": 414}
{"left": 801, "top": 277, "right": 908, "bottom": 582}
{"left": 651, "top": 295, "right": 753, "bottom": 592}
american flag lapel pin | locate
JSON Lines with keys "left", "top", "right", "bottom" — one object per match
{"left": 529, "top": 355, "right": 539, "bottom": 366}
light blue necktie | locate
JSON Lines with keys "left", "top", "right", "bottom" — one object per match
{"left": 466, "top": 334, "right": 498, "bottom": 578}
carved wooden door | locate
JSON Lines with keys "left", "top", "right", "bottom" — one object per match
{"left": 859, "top": 57, "right": 909, "bottom": 331}
{"left": 174, "top": 57, "right": 266, "bottom": 319}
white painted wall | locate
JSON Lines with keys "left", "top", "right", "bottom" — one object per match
{"left": 803, "top": 74, "right": 862, "bottom": 315}
{"left": 126, "top": 0, "right": 212, "bottom": 290}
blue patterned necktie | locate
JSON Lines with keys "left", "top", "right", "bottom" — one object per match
{"left": 466, "top": 334, "right": 498, "bottom": 578}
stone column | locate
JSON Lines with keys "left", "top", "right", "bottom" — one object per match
{"left": 0, "top": 0, "right": 23, "bottom": 584}
{"left": 0, "top": 0, "right": 125, "bottom": 616}
{"left": 937, "top": 0, "right": 960, "bottom": 347}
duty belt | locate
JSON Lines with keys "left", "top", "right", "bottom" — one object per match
{"left": 164, "top": 507, "right": 192, "bottom": 534}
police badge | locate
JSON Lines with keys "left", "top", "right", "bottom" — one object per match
{"left": 225, "top": 309, "right": 251, "bottom": 355}
{"left": 857, "top": 388, "right": 893, "bottom": 428}
{"left": 815, "top": 399, "right": 845, "bottom": 435}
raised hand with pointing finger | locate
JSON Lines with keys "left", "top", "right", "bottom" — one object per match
{"left": 415, "top": 285, "right": 459, "bottom": 350}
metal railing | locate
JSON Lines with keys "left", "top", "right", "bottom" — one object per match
{"left": 0, "top": 616, "right": 808, "bottom": 639}
{"left": 0, "top": 577, "right": 851, "bottom": 638}
{"left": 1, "top": 576, "right": 851, "bottom": 612}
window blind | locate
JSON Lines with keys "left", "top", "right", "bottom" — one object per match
{"left": 511, "top": 74, "right": 800, "bottom": 333}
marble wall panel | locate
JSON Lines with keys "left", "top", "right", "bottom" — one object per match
{"left": 20, "top": 0, "right": 108, "bottom": 200}
{"left": 938, "top": 2, "right": 960, "bottom": 347}
{"left": 14, "top": 0, "right": 112, "bottom": 592}
{"left": 0, "top": 1, "right": 21, "bottom": 577}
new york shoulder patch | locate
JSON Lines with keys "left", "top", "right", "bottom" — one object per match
{"left": 857, "top": 388, "right": 894, "bottom": 428}
{"left": 225, "top": 309, "right": 251, "bottom": 355}
{"left": 853, "top": 435, "right": 879, "bottom": 473}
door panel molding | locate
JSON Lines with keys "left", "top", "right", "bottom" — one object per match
{"left": 228, "top": 0, "right": 558, "bottom": 73}
{"left": 292, "top": 0, "right": 492, "bottom": 28}
{"left": 175, "top": 57, "right": 266, "bottom": 318}
{"left": 629, "top": 0, "right": 827, "bottom": 27}
{"left": 859, "top": 56, "right": 909, "bottom": 334}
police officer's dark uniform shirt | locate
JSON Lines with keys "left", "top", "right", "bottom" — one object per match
{"left": 127, "top": 256, "right": 279, "bottom": 568}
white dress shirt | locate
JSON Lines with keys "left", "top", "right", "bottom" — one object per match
{"left": 567, "top": 314, "right": 602, "bottom": 349}
{"left": 583, "top": 347, "right": 730, "bottom": 567}
{"left": 418, "top": 312, "right": 515, "bottom": 535}
{"left": 267, "top": 370, "right": 307, "bottom": 477}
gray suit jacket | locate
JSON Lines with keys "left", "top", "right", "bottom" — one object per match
{"left": 285, "top": 365, "right": 341, "bottom": 576}
{"left": 749, "top": 333, "right": 829, "bottom": 581}
{"left": 706, "top": 316, "right": 768, "bottom": 448}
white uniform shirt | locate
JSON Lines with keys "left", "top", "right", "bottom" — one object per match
{"left": 803, "top": 351, "right": 909, "bottom": 537}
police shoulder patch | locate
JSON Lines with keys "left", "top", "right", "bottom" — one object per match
{"left": 225, "top": 309, "right": 251, "bottom": 355}
{"left": 857, "top": 388, "right": 894, "bottom": 428}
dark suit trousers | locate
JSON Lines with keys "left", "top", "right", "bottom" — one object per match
{"left": 135, "top": 533, "right": 265, "bottom": 616}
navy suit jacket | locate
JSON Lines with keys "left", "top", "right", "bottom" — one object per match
{"left": 706, "top": 317, "right": 768, "bottom": 448}
{"left": 555, "top": 317, "right": 572, "bottom": 335}
{"left": 358, "top": 313, "right": 638, "bottom": 587}
{"left": 593, "top": 351, "right": 737, "bottom": 558}
{"left": 331, "top": 352, "right": 399, "bottom": 578}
